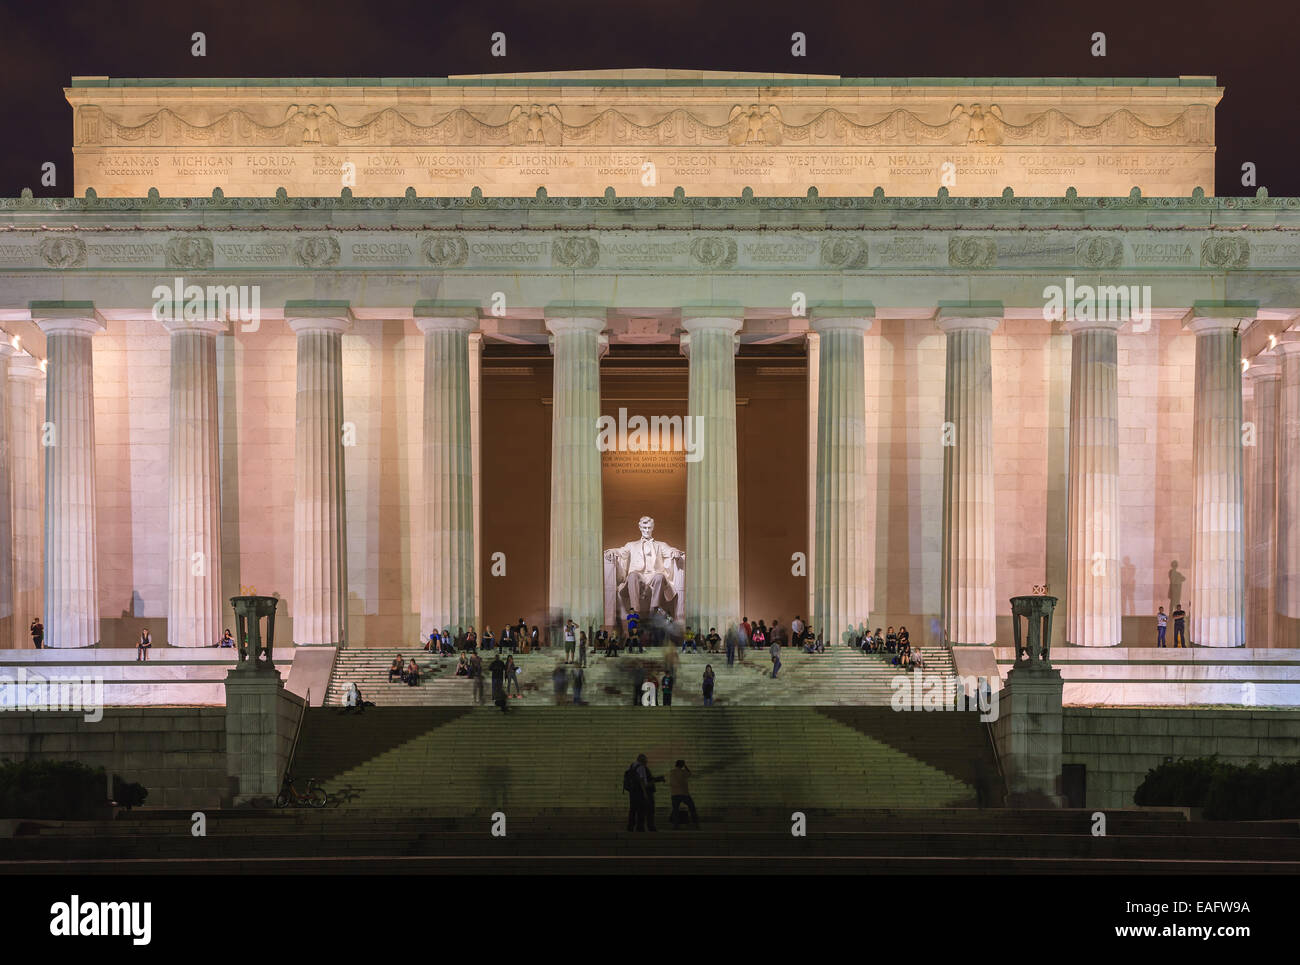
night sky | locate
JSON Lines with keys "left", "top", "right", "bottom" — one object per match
{"left": 0, "top": 0, "right": 1295, "bottom": 197}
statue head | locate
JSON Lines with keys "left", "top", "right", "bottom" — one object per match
{"left": 638, "top": 516, "right": 655, "bottom": 539}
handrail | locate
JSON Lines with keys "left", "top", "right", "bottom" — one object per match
{"left": 283, "top": 686, "right": 310, "bottom": 785}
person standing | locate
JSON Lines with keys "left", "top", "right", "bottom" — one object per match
{"left": 1156, "top": 607, "right": 1168, "bottom": 647}
{"left": 661, "top": 669, "right": 674, "bottom": 706}
{"left": 572, "top": 665, "right": 585, "bottom": 705}
{"left": 563, "top": 620, "right": 576, "bottom": 663}
{"left": 770, "top": 637, "right": 782, "bottom": 678}
{"left": 578, "top": 631, "right": 588, "bottom": 668}
{"left": 624, "top": 755, "right": 649, "bottom": 832}
{"left": 505, "top": 654, "right": 522, "bottom": 698}
{"left": 724, "top": 626, "right": 736, "bottom": 667}
{"left": 668, "top": 760, "right": 699, "bottom": 829}
{"left": 641, "top": 756, "right": 665, "bottom": 831}
{"left": 30, "top": 618, "right": 44, "bottom": 649}
{"left": 1172, "top": 602, "right": 1187, "bottom": 648}
{"left": 702, "top": 665, "right": 715, "bottom": 706}
{"left": 470, "top": 651, "right": 485, "bottom": 704}
{"left": 737, "top": 618, "right": 749, "bottom": 661}
{"left": 791, "top": 614, "right": 805, "bottom": 643}
{"left": 136, "top": 628, "right": 152, "bottom": 662}
{"left": 489, "top": 653, "right": 507, "bottom": 711}
{"left": 553, "top": 663, "right": 569, "bottom": 704}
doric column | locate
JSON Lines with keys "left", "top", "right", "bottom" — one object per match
{"left": 469, "top": 331, "right": 483, "bottom": 630}
{"left": 414, "top": 307, "right": 477, "bottom": 637}
{"left": 33, "top": 304, "right": 104, "bottom": 648}
{"left": 165, "top": 318, "right": 224, "bottom": 647}
{"left": 1187, "top": 309, "right": 1248, "bottom": 647}
{"left": 805, "top": 331, "right": 820, "bottom": 621}
{"left": 1244, "top": 352, "right": 1280, "bottom": 649}
{"left": 1064, "top": 317, "right": 1123, "bottom": 647}
{"left": 546, "top": 313, "right": 606, "bottom": 627}
{"left": 288, "top": 304, "right": 352, "bottom": 647}
{"left": 810, "top": 307, "right": 873, "bottom": 647}
{"left": 938, "top": 306, "right": 1000, "bottom": 646}
{"left": 0, "top": 339, "right": 16, "bottom": 639}
{"left": 681, "top": 311, "right": 743, "bottom": 636}
{"left": 1275, "top": 335, "right": 1300, "bottom": 648}
{"left": 8, "top": 352, "right": 43, "bottom": 649}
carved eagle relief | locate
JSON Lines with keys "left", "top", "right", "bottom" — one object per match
{"left": 507, "top": 104, "right": 562, "bottom": 145}
{"left": 950, "top": 103, "right": 1004, "bottom": 145}
{"left": 727, "top": 105, "right": 783, "bottom": 146}
{"left": 283, "top": 104, "right": 339, "bottom": 145}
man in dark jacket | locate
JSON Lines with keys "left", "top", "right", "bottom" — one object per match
{"left": 489, "top": 654, "right": 508, "bottom": 711}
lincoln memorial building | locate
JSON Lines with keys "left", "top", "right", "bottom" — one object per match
{"left": 0, "top": 70, "right": 1298, "bottom": 710}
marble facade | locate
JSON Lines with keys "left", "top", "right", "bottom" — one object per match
{"left": 0, "top": 71, "right": 1295, "bottom": 672}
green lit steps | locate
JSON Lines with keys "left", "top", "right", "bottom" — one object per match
{"left": 323, "top": 645, "right": 961, "bottom": 708}
{"left": 292, "top": 705, "right": 989, "bottom": 811}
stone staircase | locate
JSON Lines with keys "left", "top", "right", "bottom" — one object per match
{"left": 322, "top": 643, "right": 962, "bottom": 708}
{"left": 290, "top": 705, "right": 996, "bottom": 811}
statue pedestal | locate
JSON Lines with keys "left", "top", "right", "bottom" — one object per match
{"left": 993, "top": 665, "right": 1066, "bottom": 808}
{"left": 223, "top": 670, "right": 301, "bottom": 806}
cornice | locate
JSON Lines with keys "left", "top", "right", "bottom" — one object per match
{"left": 2, "top": 185, "right": 1296, "bottom": 214}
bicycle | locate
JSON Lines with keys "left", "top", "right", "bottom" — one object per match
{"left": 275, "top": 774, "right": 328, "bottom": 809}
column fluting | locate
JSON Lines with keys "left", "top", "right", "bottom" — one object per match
{"left": 682, "top": 313, "right": 743, "bottom": 637}
{"left": 165, "top": 318, "right": 224, "bottom": 647}
{"left": 811, "top": 311, "right": 872, "bottom": 647}
{"left": 938, "top": 312, "right": 999, "bottom": 646}
{"left": 1244, "top": 353, "right": 1280, "bottom": 648}
{"left": 1187, "top": 314, "right": 1247, "bottom": 647}
{"left": 1064, "top": 318, "right": 1123, "bottom": 647}
{"left": 8, "top": 353, "right": 43, "bottom": 649}
{"left": 546, "top": 315, "right": 605, "bottom": 628}
{"left": 35, "top": 310, "right": 104, "bottom": 648}
{"left": 290, "top": 311, "right": 351, "bottom": 647}
{"left": 1275, "top": 337, "right": 1300, "bottom": 648}
{"left": 416, "top": 312, "right": 477, "bottom": 637}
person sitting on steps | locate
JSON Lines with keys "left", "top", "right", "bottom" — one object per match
{"left": 406, "top": 658, "right": 420, "bottom": 686}
{"left": 388, "top": 656, "right": 405, "bottom": 683}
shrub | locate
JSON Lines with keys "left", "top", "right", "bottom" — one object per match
{"left": 1132, "top": 756, "right": 1220, "bottom": 807}
{"left": 112, "top": 774, "right": 148, "bottom": 810}
{"left": 0, "top": 759, "right": 107, "bottom": 820}
{"left": 1135, "top": 756, "right": 1300, "bottom": 820}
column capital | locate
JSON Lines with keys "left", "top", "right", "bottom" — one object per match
{"left": 1273, "top": 332, "right": 1300, "bottom": 356}
{"left": 1244, "top": 351, "right": 1282, "bottom": 380}
{"left": 31, "top": 301, "right": 105, "bottom": 338}
{"left": 1186, "top": 301, "right": 1257, "bottom": 334}
{"left": 414, "top": 300, "right": 480, "bottom": 335}
{"left": 936, "top": 301, "right": 1002, "bottom": 334}
{"left": 286, "top": 300, "right": 353, "bottom": 335}
{"left": 544, "top": 314, "right": 606, "bottom": 337}
{"left": 415, "top": 314, "right": 478, "bottom": 336}
{"left": 1062, "top": 316, "right": 1127, "bottom": 336}
{"left": 8, "top": 353, "right": 45, "bottom": 382}
{"left": 162, "top": 317, "right": 227, "bottom": 336}
{"left": 0, "top": 336, "right": 19, "bottom": 359}
{"left": 681, "top": 307, "right": 744, "bottom": 337}
{"left": 810, "top": 303, "right": 874, "bottom": 334}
